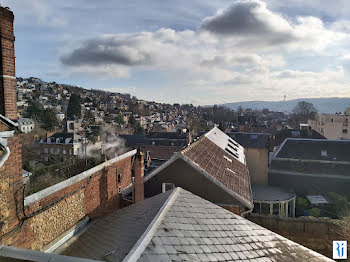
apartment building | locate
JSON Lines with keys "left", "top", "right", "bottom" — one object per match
{"left": 308, "top": 107, "right": 350, "bottom": 139}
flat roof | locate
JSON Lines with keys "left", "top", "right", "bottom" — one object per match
{"left": 252, "top": 184, "right": 295, "bottom": 202}
{"left": 306, "top": 195, "right": 329, "bottom": 205}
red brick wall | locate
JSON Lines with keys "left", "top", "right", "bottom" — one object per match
{"left": 0, "top": 135, "right": 25, "bottom": 247}
{"left": 220, "top": 205, "right": 245, "bottom": 216}
{"left": 0, "top": 140, "right": 136, "bottom": 250}
{"left": 0, "top": 7, "right": 17, "bottom": 120}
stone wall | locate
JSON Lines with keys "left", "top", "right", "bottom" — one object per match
{"left": 247, "top": 214, "right": 342, "bottom": 258}
{"left": 0, "top": 149, "right": 137, "bottom": 251}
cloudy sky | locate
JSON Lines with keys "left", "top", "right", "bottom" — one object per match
{"left": 1, "top": 0, "right": 350, "bottom": 105}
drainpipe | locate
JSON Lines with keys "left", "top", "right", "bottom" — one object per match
{"left": 0, "top": 138, "right": 10, "bottom": 167}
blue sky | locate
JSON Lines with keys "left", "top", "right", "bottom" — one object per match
{"left": 1, "top": 0, "right": 350, "bottom": 105}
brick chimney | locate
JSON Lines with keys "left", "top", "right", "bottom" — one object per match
{"left": 133, "top": 147, "right": 144, "bottom": 203}
{"left": 0, "top": 7, "right": 17, "bottom": 120}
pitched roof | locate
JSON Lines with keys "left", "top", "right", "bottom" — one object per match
{"left": 58, "top": 188, "right": 333, "bottom": 262}
{"left": 60, "top": 190, "right": 173, "bottom": 261}
{"left": 181, "top": 127, "right": 252, "bottom": 207}
{"left": 275, "top": 138, "right": 350, "bottom": 162}
{"left": 227, "top": 132, "right": 270, "bottom": 149}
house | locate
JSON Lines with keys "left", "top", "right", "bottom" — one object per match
{"left": 227, "top": 132, "right": 271, "bottom": 185}
{"left": 308, "top": 108, "right": 350, "bottom": 139}
{"left": 37, "top": 132, "right": 82, "bottom": 161}
{"left": 17, "top": 118, "right": 35, "bottom": 133}
{"left": 269, "top": 138, "right": 350, "bottom": 197}
{"left": 120, "top": 131, "right": 189, "bottom": 161}
{"left": 140, "top": 127, "right": 253, "bottom": 215}
{"left": 0, "top": 188, "right": 333, "bottom": 261}
{"left": 270, "top": 127, "right": 325, "bottom": 150}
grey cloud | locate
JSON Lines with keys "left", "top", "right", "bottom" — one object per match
{"left": 199, "top": 0, "right": 297, "bottom": 45}
{"left": 61, "top": 36, "right": 153, "bottom": 66}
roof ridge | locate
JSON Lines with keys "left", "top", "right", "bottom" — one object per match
{"left": 123, "top": 188, "right": 181, "bottom": 262}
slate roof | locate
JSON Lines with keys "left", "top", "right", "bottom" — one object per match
{"left": 181, "top": 127, "right": 252, "bottom": 206}
{"left": 40, "top": 132, "right": 81, "bottom": 144}
{"left": 252, "top": 184, "right": 295, "bottom": 202}
{"left": 227, "top": 132, "right": 270, "bottom": 149}
{"left": 59, "top": 190, "right": 173, "bottom": 261}
{"left": 275, "top": 138, "right": 350, "bottom": 162}
{"left": 271, "top": 129, "right": 325, "bottom": 148}
{"left": 59, "top": 188, "right": 333, "bottom": 262}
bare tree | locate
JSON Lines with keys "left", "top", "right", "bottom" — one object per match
{"left": 289, "top": 101, "right": 317, "bottom": 128}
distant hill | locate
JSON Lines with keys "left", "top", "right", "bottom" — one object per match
{"left": 221, "top": 97, "right": 350, "bottom": 114}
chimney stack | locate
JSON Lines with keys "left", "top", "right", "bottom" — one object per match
{"left": 0, "top": 7, "right": 17, "bottom": 120}
{"left": 133, "top": 147, "right": 144, "bottom": 203}
{"left": 186, "top": 128, "right": 192, "bottom": 145}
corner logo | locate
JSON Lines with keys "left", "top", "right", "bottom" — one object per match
{"left": 333, "top": 241, "right": 347, "bottom": 259}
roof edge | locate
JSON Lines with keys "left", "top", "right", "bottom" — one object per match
{"left": 179, "top": 154, "right": 253, "bottom": 209}
{"left": 25, "top": 149, "right": 137, "bottom": 206}
{"left": 123, "top": 187, "right": 181, "bottom": 262}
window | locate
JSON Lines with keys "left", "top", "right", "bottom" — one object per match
{"left": 69, "top": 149, "right": 72, "bottom": 155}
{"left": 223, "top": 155, "right": 232, "bottom": 163}
{"left": 321, "top": 150, "right": 327, "bottom": 157}
{"left": 117, "top": 173, "right": 122, "bottom": 183}
{"left": 343, "top": 129, "right": 348, "bottom": 134}
{"left": 63, "top": 149, "right": 66, "bottom": 155}
{"left": 50, "top": 148, "right": 54, "bottom": 154}
{"left": 44, "top": 148, "right": 48, "bottom": 153}
{"left": 56, "top": 148, "right": 60, "bottom": 153}
{"left": 44, "top": 156, "right": 49, "bottom": 161}
{"left": 227, "top": 143, "right": 238, "bottom": 152}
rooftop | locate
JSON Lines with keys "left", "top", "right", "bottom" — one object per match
{"left": 181, "top": 128, "right": 251, "bottom": 207}
{"left": 55, "top": 188, "right": 332, "bottom": 262}
{"left": 227, "top": 132, "right": 270, "bottom": 149}
{"left": 275, "top": 138, "right": 350, "bottom": 162}
{"left": 252, "top": 184, "right": 295, "bottom": 202}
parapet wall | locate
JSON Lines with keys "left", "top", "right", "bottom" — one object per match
{"left": 0, "top": 149, "right": 136, "bottom": 251}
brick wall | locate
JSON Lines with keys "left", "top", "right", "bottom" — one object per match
{"left": 0, "top": 7, "right": 17, "bottom": 120}
{"left": 247, "top": 214, "right": 341, "bottom": 258}
{"left": 0, "top": 143, "right": 137, "bottom": 251}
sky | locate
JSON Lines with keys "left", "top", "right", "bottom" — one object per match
{"left": 1, "top": 0, "right": 350, "bottom": 105}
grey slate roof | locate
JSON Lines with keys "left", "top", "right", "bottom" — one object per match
{"left": 252, "top": 184, "right": 295, "bottom": 202}
{"left": 61, "top": 188, "right": 333, "bottom": 262}
{"left": 60, "top": 190, "right": 173, "bottom": 261}
{"left": 227, "top": 132, "right": 270, "bottom": 149}
{"left": 275, "top": 138, "right": 350, "bottom": 162}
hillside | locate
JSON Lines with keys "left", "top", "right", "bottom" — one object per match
{"left": 221, "top": 97, "right": 350, "bottom": 114}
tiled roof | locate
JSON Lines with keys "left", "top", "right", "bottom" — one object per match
{"left": 137, "top": 188, "right": 333, "bottom": 262}
{"left": 135, "top": 188, "right": 332, "bottom": 262}
{"left": 2, "top": 189, "right": 333, "bottom": 262}
{"left": 59, "top": 190, "right": 173, "bottom": 261}
{"left": 182, "top": 127, "right": 252, "bottom": 206}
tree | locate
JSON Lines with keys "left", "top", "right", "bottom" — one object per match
{"left": 115, "top": 113, "right": 124, "bottom": 125}
{"left": 128, "top": 115, "right": 136, "bottom": 126}
{"left": 24, "top": 99, "right": 44, "bottom": 120}
{"left": 40, "top": 108, "right": 59, "bottom": 131}
{"left": 67, "top": 94, "right": 82, "bottom": 119}
{"left": 134, "top": 123, "right": 145, "bottom": 135}
{"left": 290, "top": 101, "right": 317, "bottom": 127}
